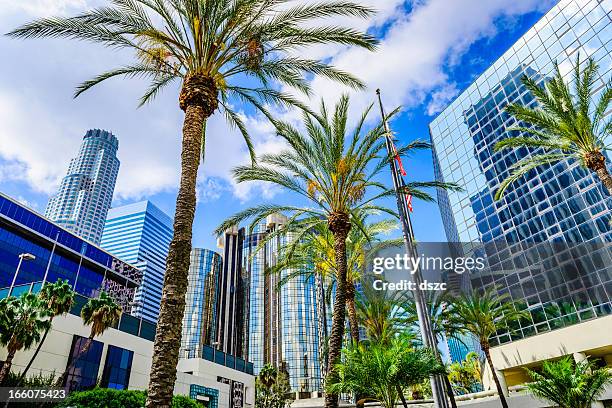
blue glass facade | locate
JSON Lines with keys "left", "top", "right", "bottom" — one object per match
{"left": 64, "top": 335, "right": 104, "bottom": 392}
{"left": 0, "top": 192, "right": 141, "bottom": 309}
{"left": 243, "top": 215, "right": 321, "bottom": 393}
{"left": 430, "top": 0, "right": 612, "bottom": 346}
{"left": 101, "top": 201, "right": 173, "bottom": 322}
{"left": 101, "top": 344, "right": 134, "bottom": 390}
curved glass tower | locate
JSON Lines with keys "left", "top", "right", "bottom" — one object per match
{"left": 181, "top": 248, "right": 223, "bottom": 358}
{"left": 45, "top": 129, "right": 120, "bottom": 244}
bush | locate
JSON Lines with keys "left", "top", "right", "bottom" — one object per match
{"left": 59, "top": 388, "right": 204, "bottom": 408}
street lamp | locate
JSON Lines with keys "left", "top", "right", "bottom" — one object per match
{"left": 9, "top": 253, "right": 36, "bottom": 296}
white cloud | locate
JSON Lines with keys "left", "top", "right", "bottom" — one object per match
{"left": 427, "top": 83, "right": 459, "bottom": 116}
{"left": 0, "top": 0, "right": 555, "bottom": 204}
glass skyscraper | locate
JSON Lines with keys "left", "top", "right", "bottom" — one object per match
{"left": 100, "top": 201, "right": 173, "bottom": 322}
{"left": 181, "top": 248, "right": 223, "bottom": 358}
{"left": 243, "top": 214, "right": 321, "bottom": 394}
{"left": 430, "top": 0, "right": 611, "bottom": 346}
{"left": 45, "top": 129, "right": 120, "bottom": 244}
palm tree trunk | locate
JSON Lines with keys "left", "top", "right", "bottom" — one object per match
{"left": 146, "top": 74, "right": 216, "bottom": 408}
{"left": 444, "top": 373, "right": 458, "bottom": 408}
{"left": 16, "top": 321, "right": 52, "bottom": 386}
{"left": 594, "top": 163, "right": 612, "bottom": 196}
{"left": 585, "top": 151, "right": 612, "bottom": 196}
{"left": 325, "top": 213, "right": 351, "bottom": 408}
{"left": 345, "top": 285, "right": 360, "bottom": 344}
{"left": 482, "top": 343, "right": 508, "bottom": 408}
{"left": 396, "top": 385, "right": 409, "bottom": 408}
{"left": 315, "top": 271, "right": 328, "bottom": 379}
{"left": 0, "top": 351, "right": 15, "bottom": 384}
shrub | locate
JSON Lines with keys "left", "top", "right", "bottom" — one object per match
{"left": 59, "top": 388, "right": 203, "bottom": 408}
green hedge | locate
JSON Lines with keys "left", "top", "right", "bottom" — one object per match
{"left": 59, "top": 388, "right": 203, "bottom": 408}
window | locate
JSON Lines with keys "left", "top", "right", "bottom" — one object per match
{"left": 101, "top": 345, "right": 134, "bottom": 390}
{"left": 64, "top": 335, "right": 103, "bottom": 392}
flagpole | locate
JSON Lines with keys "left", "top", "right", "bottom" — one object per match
{"left": 376, "top": 89, "right": 450, "bottom": 408}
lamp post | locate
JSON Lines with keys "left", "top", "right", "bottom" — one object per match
{"left": 376, "top": 89, "right": 450, "bottom": 408}
{"left": 9, "top": 253, "right": 36, "bottom": 296}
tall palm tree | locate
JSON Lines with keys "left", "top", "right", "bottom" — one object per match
{"left": 0, "top": 293, "right": 51, "bottom": 384}
{"left": 216, "top": 96, "right": 457, "bottom": 408}
{"left": 494, "top": 55, "right": 612, "bottom": 199}
{"left": 59, "top": 291, "right": 121, "bottom": 387}
{"left": 525, "top": 356, "right": 612, "bottom": 408}
{"left": 17, "top": 279, "right": 75, "bottom": 385}
{"left": 8, "top": 2, "right": 376, "bottom": 405}
{"left": 450, "top": 288, "right": 529, "bottom": 408}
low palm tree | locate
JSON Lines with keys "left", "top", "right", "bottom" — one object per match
{"left": 216, "top": 96, "right": 458, "bottom": 408}
{"left": 494, "top": 55, "right": 612, "bottom": 199}
{"left": 525, "top": 356, "right": 612, "bottom": 408}
{"left": 9, "top": 2, "right": 376, "bottom": 405}
{"left": 326, "top": 336, "right": 445, "bottom": 408}
{"left": 16, "top": 280, "right": 75, "bottom": 386}
{"left": 450, "top": 288, "right": 529, "bottom": 408}
{"left": 0, "top": 293, "right": 50, "bottom": 384}
{"left": 447, "top": 352, "right": 482, "bottom": 395}
{"left": 59, "top": 291, "right": 121, "bottom": 387}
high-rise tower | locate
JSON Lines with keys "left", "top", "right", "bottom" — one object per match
{"left": 45, "top": 129, "right": 120, "bottom": 244}
{"left": 244, "top": 214, "right": 321, "bottom": 395}
{"left": 100, "top": 201, "right": 173, "bottom": 322}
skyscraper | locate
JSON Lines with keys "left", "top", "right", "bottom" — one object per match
{"left": 430, "top": 0, "right": 611, "bottom": 346}
{"left": 181, "top": 248, "right": 223, "bottom": 358}
{"left": 45, "top": 129, "right": 120, "bottom": 244}
{"left": 100, "top": 201, "right": 173, "bottom": 322}
{"left": 244, "top": 214, "right": 321, "bottom": 395}
{"left": 216, "top": 226, "right": 248, "bottom": 359}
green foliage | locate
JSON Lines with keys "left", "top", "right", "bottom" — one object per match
{"left": 449, "top": 288, "right": 528, "bottom": 347}
{"left": 81, "top": 291, "right": 122, "bottom": 339}
{"left": 256, "top": 364, "right": 294, "bottom": 408}
{"left": 525, "top": 357, "right": 612, "bottom": 408}
{"left": 0, "top": 293, "right": 51, "bottom": 352}
{"left": 39, "top": 279, "right": 75, "bottom": 318}
{"left": 326, "top": 337, "right": 445, "bottom": 408}
{"left": 403, "top": 290, "right": 463, "bottom": 343}
{"left": 8, "top": 0, "right": 379, "bottom": 162}
{"left": 59, "top": 388, "right": 204, "bottom": 408}
{"left": 447, "top": 352, "right": 482, "bottom": 394}
{"left": 494, "top": 55, "right": 612, "bottom": 199}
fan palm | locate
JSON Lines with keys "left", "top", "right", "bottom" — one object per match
{"left": 16, "top": 279, "right": 75, "bottom": 386}
{"left": 449, "top": 288, "right": 529, "bottom": 408}
{"left": 326, "top": 336, "right": 445, "bottom": 408}
{"left": 0, "top": 293, "right": 51, "bottom": 384}
{"left": 494, "top": 55, "right": 612, "bottom": 199}
{"left": 59, "top": 291, "right": 121, "bottom": 387}
{"left": 525, "top": 356, "right": 612, "bottom": 408}
{"left": 216, "top": 95, "right": 458, "bottom": 408}
{"left": 8, "top": 2, "right": 376, "bottom": 405}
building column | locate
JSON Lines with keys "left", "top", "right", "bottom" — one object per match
{"left": 495, "top": 369, "right": 509, "bottom": 397}
{"left": 573, "top": 352, "right": 604, "bottom": 408}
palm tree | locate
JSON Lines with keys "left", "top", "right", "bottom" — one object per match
{"left": 216, "top": 96, "right": 457, "bottom": 408}
{"left": 17, "top": 279, "right": 75, "bottom": 385}
{"left": 525, "top": 356, "right": 612, "bottom": 408}
{"left": 450, "top": 288, "right": 529, "bottom": 408}
{"left": 0, "top": 293, "right": 51, "bottom": 384}
{"left": 494, "top": 55, "right": 612, "bottom": 199}
{"left": 447, "top": 352, "right": 482, "bottom": 395}
{"left": 59, "top": 291, "right": 121, "bottom": 387}
{"left": 8, "top": 2, "right": 376, "bottom": 405}
{"left": 326, "top": 336, "right": 445, "bottom": 408}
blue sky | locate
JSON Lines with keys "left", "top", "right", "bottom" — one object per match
{"left": 0, "top": 0, "right": 556, "bottom": 251}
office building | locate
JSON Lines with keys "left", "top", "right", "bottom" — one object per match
{"left": 430, "top": 0, "right": 611, "bottom": 391}
{"left": 100, "top": 201, "right": 173, "bottom": 322}
{"left": 243, "top": 214, "right": 321, "bottom": 396}
{"left": 45, "top": 129, "right": 120, "bottom": 244}
{"left": 217, "top": 227, "right": 248, "bottom": 359}
{"left": 181, "top": 248, "right": 223, "bottom": 358}
{"left": 0, "top": 192, "right": 141, "bottom": 311}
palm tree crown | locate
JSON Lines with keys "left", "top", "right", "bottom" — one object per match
{"left": 81, "top": 291, "right": 122, "bottom": 339}
{"left": 495, "top": 55, "right": 612, "bottom": 199}
{"left": 525, "top": 356, "right": 612, "bottom": 408}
